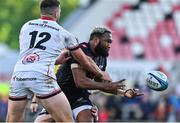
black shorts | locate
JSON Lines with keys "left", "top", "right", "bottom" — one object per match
{"left": 69, "top": 95, "right": 92, "bottom": 109}
{"left": 39, "top": 95, "right": 93, "bottom": 116}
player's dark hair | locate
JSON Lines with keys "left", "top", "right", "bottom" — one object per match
{"left": 40, "top": 0, "right": 60, "bottom": 15}
{"left": 89, "top": 27, "right": 111, "bottom": 41}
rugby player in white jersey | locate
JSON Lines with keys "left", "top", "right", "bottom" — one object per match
{"left": 6, "top": 0, "right": 109, "bottom": 122}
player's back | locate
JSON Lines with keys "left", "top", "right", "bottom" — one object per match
{"left": 14, "top": 18, "right": 74, "bottom": 78}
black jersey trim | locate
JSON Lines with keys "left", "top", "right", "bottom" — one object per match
{"left": 36, "top": 89, "right": 61, "bottom": 99}
{"left": 68, "top": 45, "right": 80, "bottom": 51}
{"left": 9, "top": 96, "right": 27, "bottom": 101}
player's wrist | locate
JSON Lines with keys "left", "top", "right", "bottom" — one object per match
{"left": 117, "top": 89, "right": 126, "bottom": 96}
{"left": 95, "top": 72, "right": 103, "bottom": 79}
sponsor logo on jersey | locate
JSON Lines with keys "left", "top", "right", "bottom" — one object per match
{"left": 99, "top": 65, "right": 104, "bottom": 69}
{"left": 22, "top": 53, "right": 39, "bottom": 64}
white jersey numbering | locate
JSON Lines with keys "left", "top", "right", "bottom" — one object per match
{"left": 13, "top": 18, "right": 79, "bottom": 79}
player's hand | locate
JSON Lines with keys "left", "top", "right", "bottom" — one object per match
{"left": 91, "top": 105, "right": 98, "bottom": 122}
{"left": 124, "top": 89, "right": 144, "bottom": 98}
{"left": 30, "top": 102, "right": 38, "bottom": 113}
{"left": 104, "top": 79, "right": 127, "bottom": 94}
{"left": 55, "top": 49, "right": 71, "bottom": 65}
{"left": 113, "top": 79, "right": 127, "bottom": 89}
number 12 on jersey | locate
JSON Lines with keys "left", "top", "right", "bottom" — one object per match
{"left": 29, "top": 31, "right": 51, "bottom": 50}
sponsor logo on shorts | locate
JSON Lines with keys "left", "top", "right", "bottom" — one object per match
{"left": 14, "top": 76, "right": 37, "bottom": 81}
{"left": 77, "top": 97, "right": 84, "bottom": 102}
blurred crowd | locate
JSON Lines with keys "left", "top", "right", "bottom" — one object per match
{"left": 0, "top": 94, "right": 8, "bottom": 122}
{"left": 91, "top": 83, "right": 180, "bottom": 122}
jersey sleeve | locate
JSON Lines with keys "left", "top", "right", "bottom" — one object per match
{"left": 64, "top": 33, "right": 79, "bottom": 51}
{"left": 68, "top": 43, "right": 90, "bottom": 66}
{"left": 80, "top": 43, "right": 92, "bottom": 57}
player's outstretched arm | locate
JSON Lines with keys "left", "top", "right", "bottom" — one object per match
{"left": 71, "top": 63, "right": 125, "bottom": 94}
{"left": 72, "top": 64, "right": 144, "bottom": 98}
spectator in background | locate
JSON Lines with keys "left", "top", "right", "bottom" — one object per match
{"left": 154, "top": 94, "right": 169, "bottom": 122}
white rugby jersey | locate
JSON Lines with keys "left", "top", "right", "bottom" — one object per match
{"left": 13, "top": 16, "right": 79, "bottom": 79}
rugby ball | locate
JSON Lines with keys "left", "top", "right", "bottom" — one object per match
{"left": 146, "top": 71, "right": 168, "bottom": 91}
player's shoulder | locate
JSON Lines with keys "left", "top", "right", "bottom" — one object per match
{"left": 60, "top": 27, "right": 79, "bottom": 43}
{"left": 60, "top": 26, "right": 75, "bottom": 37}
{"left": 79, "top": 42, "right": 93, "bottom": 56}
{"left": 79, "top": 42, "right": 89, "bottom": 49}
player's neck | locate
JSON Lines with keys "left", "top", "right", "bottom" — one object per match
{"left": 89, "top": 42, "right": 96, "bottom": 56}
{"left": 41, "top": 15, "right": 56, "bottom": 21}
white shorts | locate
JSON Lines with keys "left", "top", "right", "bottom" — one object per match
{"left": 9, "top": 71, "right": 61, "bottom": 100}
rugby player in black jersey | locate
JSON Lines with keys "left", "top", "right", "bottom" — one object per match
{"left": 34, "top": 27, "right": 143, "bottom": 122}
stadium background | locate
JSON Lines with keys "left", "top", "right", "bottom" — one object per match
{"left": 0, "top": 0, "right": 180, "bottom": 122}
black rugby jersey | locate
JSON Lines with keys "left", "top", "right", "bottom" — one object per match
{"left": 56, "top": 42, "right": 107, "bottom": 100}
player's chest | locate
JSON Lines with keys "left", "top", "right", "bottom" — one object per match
{"left": 93, "top": 57, "right": 106, "bottom": 70}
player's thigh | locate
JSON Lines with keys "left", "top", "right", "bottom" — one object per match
{"left": 8, "top": 72, "right": 30, "bottom": 114}
{"left": 8, "top": 85, "right": 28, "bottom": 115}
{"left": 6, "top": 99, "right": 28, "bottom": 122}
{"left": 7, "top": 99, "right": 27, "bottom": 114}
{"left": 76, "top": 109, "right": 94, "bottom": 122}
{"left": 38, "top": 92, "right": 73, "bottom": 122}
